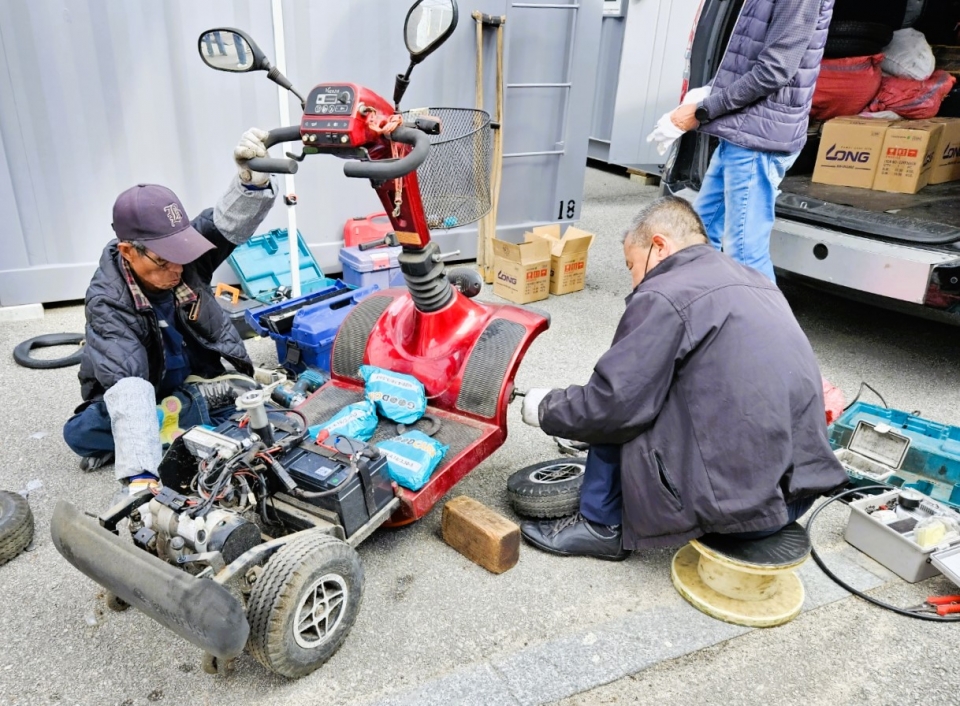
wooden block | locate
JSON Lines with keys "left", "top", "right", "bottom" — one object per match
{"left": 627, "top": 169, "right": 660, "bottom": 186}
{"left": 441, "top": 496, "right": 520, "bottom": 574}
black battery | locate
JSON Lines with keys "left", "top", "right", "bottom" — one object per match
{"left": 281, "top": 444, "right": 394, "bottom": 538}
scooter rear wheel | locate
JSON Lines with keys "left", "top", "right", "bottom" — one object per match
{"left": 507, "top": 459, "right": 585, "bottom": 519}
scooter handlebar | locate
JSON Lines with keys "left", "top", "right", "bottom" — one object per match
{"left": 343, "top": 125, "right": 430, "bottom": 181}
{"left": 243, "top": 125, "right": 302, "bottom": 175}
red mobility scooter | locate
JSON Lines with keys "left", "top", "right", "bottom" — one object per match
{"left": 51, "top": 0, "right": 549, "bottom": 679}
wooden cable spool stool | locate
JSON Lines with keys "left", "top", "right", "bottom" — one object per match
{"left": 671, "top": 522, "right": 811, "bottom": 628}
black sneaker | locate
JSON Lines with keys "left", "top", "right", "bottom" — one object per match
{"left": 520, "top": 512, "right": 629, "bottom": 561}
{"left": 79, "top": 452, "right": 114, "bottom": 472}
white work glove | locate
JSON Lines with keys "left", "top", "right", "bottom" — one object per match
{"left": 234, "top": 127, "right": 270, "bottom": 186}
{"left": 646, "top": 86, "right": 713, "bottom": 156}
{"left": 521, "top": 388, "right": 551, "bottom": 427}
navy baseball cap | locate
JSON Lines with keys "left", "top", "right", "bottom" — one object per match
{"left": 112, "top": 184, "right": 214, "bottom": 265}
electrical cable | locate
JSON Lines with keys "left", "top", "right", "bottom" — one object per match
{"left": 806, "top": 485, "right": 960, "bottom": 622}
{"left": 842, "top": 382, "right": 888, "bottom": 412}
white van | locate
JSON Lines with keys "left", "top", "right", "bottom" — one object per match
{"left": 661, "top": 0, "right": 960, "bottom": 323}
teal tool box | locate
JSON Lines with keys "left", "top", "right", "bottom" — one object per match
{"left": 829, "top": 402, "right": 960, "bottom": 511}
{"left": 338, "top": 245, "right": 405, "bottom": 290}
{"left": 246, "top": 282, "right": 380, "bottom": 374}
{"left": 228, "top": 228, "right": 338, "bottom": 302}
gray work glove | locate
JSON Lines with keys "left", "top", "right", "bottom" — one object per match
{"left": 234, "top": 127, "right": 271, "bottom": 186}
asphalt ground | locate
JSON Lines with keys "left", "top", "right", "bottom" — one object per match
{"left": 1, "top": 168, "right": 958, "bottom": 705}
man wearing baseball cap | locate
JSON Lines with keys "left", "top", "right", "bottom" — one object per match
{"left": 63, "top": 128, "right": 278, "bottom": 500}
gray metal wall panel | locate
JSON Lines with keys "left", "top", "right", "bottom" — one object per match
{"left": 0, "top": 0, "right": 600, "bottom": 306}
{"left": 588, "top": 13, "right": 626, "bottom": 162}
{"left": 606, "top": 0, "right": 698, "bottom": 167}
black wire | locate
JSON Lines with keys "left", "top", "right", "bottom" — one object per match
{"left": 806, "top": 485, "right": 960, "bottom": 622}
{"left": 842, "top": 382, "right": 888, "bottom": 412}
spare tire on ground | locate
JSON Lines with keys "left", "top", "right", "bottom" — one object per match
{"left": 507, "top": 458, "right": 585, "bottom": 519}
{"left": 0, "top": 491, "right": 34, "bottom": 565}
{"left": 13, "top": 333, "right": 85, "bottom": 369}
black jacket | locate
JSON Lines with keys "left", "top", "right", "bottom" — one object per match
{"left": 539, "top": 245, "right": 847, "bottom": 549}
{"left": 78, "top": 207, "right": 253, "bottom": 406}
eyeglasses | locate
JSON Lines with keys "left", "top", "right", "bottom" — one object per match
{"left": 135, "top": 246, "right": 173, "bottom": 270}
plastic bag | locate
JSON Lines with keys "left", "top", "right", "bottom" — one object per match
{"left": 867, "top": 70, "right": 957, "bottom": 120}
{"left": 646, "top": 86, "right": 713, "bottom": 156}
{"left": 376, "top": 430, "right": 448, "bottom": 490}
{"left": 822, "top": 377, "right": 845, "bottom": 425}
{"left": 881, "top": 28, "right": 935, "bottom": 81}
{"left": 360, "top": 365, "right": 426, "bottom": 424}
{"left": 914, "top": 515, "right": 960, "bottom": 548}
{"left": 811, "top": 54, "right": 883, "bottom": 121}
{"left": 308, "top": 400, "right": 378, "bottom": 443}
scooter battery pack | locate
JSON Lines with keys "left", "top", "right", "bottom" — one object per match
{"left": 282, "top": 444, "right": 394, "bottom": 538}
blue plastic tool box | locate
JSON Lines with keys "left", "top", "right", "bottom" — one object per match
{"left": 829, "top": 401, "right": 960, "bottom": 511}
{"left": 228, "top": 228, "right": 338, "bottom": 302}
{"left": 338, "top": 245, "right": 405, "bottom": 290}
{"left": 245, "top": 281, "right": 380, "bottom": 374}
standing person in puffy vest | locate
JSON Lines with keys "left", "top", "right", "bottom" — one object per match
{"left": 63, "top": 128, "right": 278, "bottom": 502}
{"left": 670, "top": 0, "right": 834, "bottom": 282}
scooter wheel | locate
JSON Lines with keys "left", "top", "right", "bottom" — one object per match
{"left": 507, "top": 458, "right": 585, "bottom": 519}
{"left": 246, "top": 532, "right": 364, "bottom": 678}
{"left": 0, "top": 490, "right": 34, "bottom": 565}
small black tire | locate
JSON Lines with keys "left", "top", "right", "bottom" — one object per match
{"left": 823, "top": 36, "right": 886, "bottom": 58}
{"left": 12, "top": 333, "right": 85, "bottom": 370}
{"left": 0, "top": 491, "right": 34, "bottom": 565}
{"left": 827, "top": 19, "right": 895, "bottom": 43}
{"left": 246, "top": 532, "right": 364, "bottom": 679}
{"left": 507, "top": 458, "right": 586, "bottom": 519}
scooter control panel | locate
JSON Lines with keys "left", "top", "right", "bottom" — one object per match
{"left": 300, "top": 82, "right": 395, "bottom": 151}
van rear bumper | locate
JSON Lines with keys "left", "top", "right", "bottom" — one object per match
{"left": 771, "top": 218, "right": 960, "bottom": 308}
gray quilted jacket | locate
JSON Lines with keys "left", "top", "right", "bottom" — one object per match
{"left": 77, "top": 178, "right": 276, "bottom": 406}
{"left": 699, "top": 0, "right": 834, "bottom": 154}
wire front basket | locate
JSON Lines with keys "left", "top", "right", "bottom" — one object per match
{"left": 402, "top": 107, "right": 492, "bottom": 229}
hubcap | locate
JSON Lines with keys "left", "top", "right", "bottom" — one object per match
{"left": 293, "top": 573, "right": 348, "bottom": 649}
{"left": 529, "top": 463, "right": 584, "bottom": 484}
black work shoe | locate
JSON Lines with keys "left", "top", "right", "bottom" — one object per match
{"left": 521, "top": 512, "right": 629, "bottom": 561}
{"left": 79, "top": 452, "right": 114, "bottom": 472}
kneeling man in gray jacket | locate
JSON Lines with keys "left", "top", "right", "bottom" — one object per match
{"left": 520, "top": 196, "right": 847, "bottom": 560}
{"left": 63, "top": 129, "right": 278, "bottom": 501}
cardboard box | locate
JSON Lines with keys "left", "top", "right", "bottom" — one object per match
{"left": 812, "top": 116, "right": 894, "bottom": 189}
{"left": 526, "top": 225, "right": 596, "bottom": 295}
{"left": 873, "top": 120, "right": 944, "bottom": 194}
{"left": 925, "top": 117, "right": 960, "bottom": 185}
{"left": 491, "top": 237, "right": 551, "bottom": 304}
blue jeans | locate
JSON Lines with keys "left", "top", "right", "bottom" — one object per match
{"left": 63, "top": 384, "right": 234, "bottom": 458}
{"left": 578, "top": 443, "right": 814, "bottom": 536}
{"left": 694, "top": 140, "right": 799, "bottom": 282}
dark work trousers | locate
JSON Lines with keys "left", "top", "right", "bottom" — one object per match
{"left": 63, "top": 384, "right": 235, "bottom": 458}
{"left": 578, "top": 442, "right": 816, "bottom": 536}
